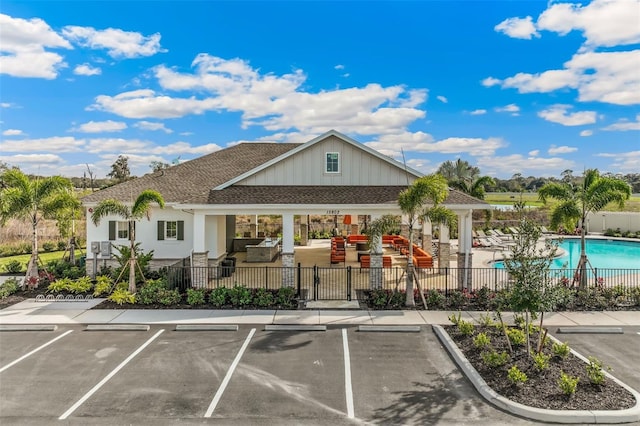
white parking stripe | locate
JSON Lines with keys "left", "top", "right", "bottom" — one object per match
{"left": 342, "top": 328, "right": 355, "bottom": 419}
{"left": 204, "top": 328, "right": 256, "bottom": 418}
{"left": 59, "top": 329, "right": 165, "bottom": 420}
{"left": 0, "top": 330, "right": 73, "bottom": 374}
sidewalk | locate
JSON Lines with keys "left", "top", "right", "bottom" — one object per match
{"left": 1, "top": 298, "right": 639, "bottom": 326}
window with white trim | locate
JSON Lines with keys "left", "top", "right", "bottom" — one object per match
{"left": 165, "top": 220, "right": 178, "bottom": 240}
{"left": 116, "top": 221, "right": 129, "bottom": 240}
{"left": 326, "top": 152, "right": 340, "bottom": 173}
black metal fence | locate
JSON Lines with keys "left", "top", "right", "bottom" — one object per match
{"left": 166, "top": 264, "right": 640, "bottom": 304}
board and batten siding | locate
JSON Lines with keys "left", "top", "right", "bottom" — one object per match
{"left": 236, "top": 135, "right": 413, "bottom": 186}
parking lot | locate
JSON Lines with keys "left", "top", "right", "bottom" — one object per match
{"left": 0, "top": 325, "right": 538, "bottom": 425}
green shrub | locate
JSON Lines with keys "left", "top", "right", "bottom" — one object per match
{"left": 158, "top": 288, "right": 181, "bottom": 306}
{"left": 229, "top": 285, "right": 252, "bottom": 307}
{"left": 476, "top": 313, "right": 495, "bottom": 327}
{"left": 253, "top": 288, "right": 275, "bottom": 307}
{"left": 137, "top": 279, "right": 168, "bottom": 305}
{"left": 506, "top": 328, "right": 526, "bottom": 346}
{"left": 4, "top": 260, "right": 23, "bottom": 274}
{"left": 0, "top": 278, "right": 20, "bottom": 299}
{"left": 42, "top": 242, "right": 56, "bottom": 252}
{"left": 448, "top": 311, "right": 462, "bottom": 325}
{"left": 533, "top": 351, "right": 551, "bottom": 371}
{"left": 57, "top": 241, "right": 67, "bottom": 251}
{"left": 552, "top": 341, "right": 571, "bottom": 359}
{"left": 369, "top": 288, "right": 389, "bottom": 308}
{"left": 448, "top": 290, "right": 468, "bottom": 309}
{"left": 586, "top": 356, "right": 608, "bottom": 385}
{"left": 507, "top": 366, "right": 528, "bottom": 385}
{"left": 473, "top": 332, "right": 491, "bottom": 349}
{"left": 209, "top": 287, "right": 229, "bottom": 307}
{"left": 425, "top": 289, "right": 445, "bottom": 309}
{"left": 457, "top": 320, "right": 475, "bottom": 336}
{"left": 108, "top": 288, "right": 136, "bottom": 305}
{"left": 66, "top": 276, "right": 93, "bottom": 294}
{"left": 48, "top": 277, "right": 73, "bottom": 293}
{"left": 186, "top": 288, "right": 206, "bottom": 306}
{"left": 93, "top": 275, "right": 113, "bottom": 297}
{"left": 481, "top": 350, "right": 510, "bottom": 367}
{"left": 631, "top": 287, "right": 640, "bottom": 306}
{"left": 558, "top": 372, "right": 579, "bottom": 396}
{"left": 276, "top": 286, "right": 296, "bottom": 308}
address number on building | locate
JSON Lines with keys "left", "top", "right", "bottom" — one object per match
{"left": 326, "top": 209, "right": 340, "bottom": 215}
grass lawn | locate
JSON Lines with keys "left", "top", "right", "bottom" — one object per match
{"left": 0, "top": 250, "right": 85, "bottom": 273}
{"left": 485, "top": 193, "right": 640, "bottom": 212}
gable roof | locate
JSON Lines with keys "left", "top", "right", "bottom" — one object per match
{"left": 214, "top": 129, "right": 423, "bottom": 190}
{"left": 82, "top": 142, "right": 299, "bottom": 204}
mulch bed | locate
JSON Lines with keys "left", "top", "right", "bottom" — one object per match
{"left": 444, "top": 324, "right": 637, "bottom": 411}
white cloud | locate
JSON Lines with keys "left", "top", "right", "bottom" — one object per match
{"left": 481, "top": 77, "right": 501, "bottom": 87}
{"left": 0, "top": 153, "right": 64, "bottom": 164}
{"left": 2, "top": 129, "right": 23, "bottom": 136}
{"left": 601, "top": 114, "right": 640, "bottom": 131}
{"left": 151, "top": 141, "right": 222, "bottom": 155}
{"left": 477, "top": 154, "right": 575, "bottom": 176}
{"left": 85, "top": 137, "right": 149, "bottom": 153}
{"left": 1, "top": 103, "right": 12, "bottom": 108}
{"left": 580, "top": 130, "right": 593, "bottom": 136}
{"left": 494, "top": 16, "right": 539, "bottom": 39}
{"left": 1, "top": 136, "right": 85, "bottom": 152}
{"left": 537, "top": 104, "right": 597, "bottom": 126}
{"left": 529, "top": 150, "right": 539, "bottom": 156}
{"left": 596, "top": 151, "right": 640, "bottom": 173}
{"left": 484, "top": 50, "right": 640, "bottom": 106}
{"left": 366, "top": 132, "right": 506, "bottom": 157}
{"left": 334, "top": 64, "right": 345, "bottom": 70}
{"left": 469, "top": 109, "right": 487, "bottom": 115}
{"left": 436, "top": 95, "right": 448, "bottom": 103}
{"left": 73, "top": 120, "right": 127, "bottom": 133}
{"left": 62, "top": 25, "right": 165, "bottom": 58}
{"left": 0, "top": 14, "right": 71, "bottom": 79}
{"left": 537, "top": 0, "right": 640, "bottom": 48}
{"left": 73, "top": 63, "right": 101, "bottom": 76}
{"left": 495, "top": 104, "right": 520, "bottom": 115}
{"left": 91, "top": 54, "right": 429, "bottom": 136}
{"left": 134, "top": 121, "right": 173, "bottom": 133}
{"left": 548, "top": 145, "right": 578, "bottom": 155}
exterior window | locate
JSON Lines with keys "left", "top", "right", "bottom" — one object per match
{"left": 116, "top": 221, "right": 129, "bottom": 240}
{"left": 165, "top": 221, "right": 178, "bottom": 240}
{"left": 326, "top": 152, "right": 340, "bottom": 173}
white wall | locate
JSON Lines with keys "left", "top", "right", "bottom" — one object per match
{"left": 586, "top": 212, "right": 640, "bottom": 233}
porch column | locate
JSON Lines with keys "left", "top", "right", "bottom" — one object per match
{"left": 457, "top": 210, "right": 473, "bottom": 290}
{"left": 439, "top": 224, "right": 451, "bottom": 270}
{"left": 191, "top": 211, "right": 208, "bottom": 288}
{"left": 249, "top": 215, "right": 258, "bottom": 238}
{"left": 281, "top": 213, "right": 295, "bottom": 288}
{"left": 369, "top": 214, "right": 383, "bottom": 289}
{"left": 299, "top": 215, "right": 309, "bottom": 246}
{"left": 422, "top": 219, "right": 432, "bottom": 255}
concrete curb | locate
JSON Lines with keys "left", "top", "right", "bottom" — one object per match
{"left": 175, "top": 324, "right": 238, "bottom": 331}
{"left": 433, "top": 324, "right": 640, "bottom": 424}
{"left": 0, "top": 324, "right": 57, "bottom": 331}
{"left": 85, "top": 324, "right": 150, "bottom": 331}
{"left": 265, "top": 325, "right": 326, "bottom": 331}
{"left": 357, "top": 325, "right": 421, "bottom": 332}
{"left": 556, "top": 327, "right": 624, "bottom": 334}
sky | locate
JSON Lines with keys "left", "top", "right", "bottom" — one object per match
{"left": 0, "top": 0, "right": 639, "bottom": 180}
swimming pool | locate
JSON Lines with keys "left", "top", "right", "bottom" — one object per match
{"left": 494, "top": 238, "right": 640, "bottom": 270}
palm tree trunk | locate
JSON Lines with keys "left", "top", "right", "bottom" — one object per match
{"left": 25, "top": 216, "right": 39, "bottom": 288}
{"left": 128, "top": 221, "right": 137, "bottom": 293}
{"left": 578, "top": 213, "right": 588, "bottom": 290}
{"left": 405, "top": 225, "right": 415, "bottom": 307}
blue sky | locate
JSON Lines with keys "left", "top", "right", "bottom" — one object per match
{"left": 1, "top": 0, "right": 638, "bottom": 180}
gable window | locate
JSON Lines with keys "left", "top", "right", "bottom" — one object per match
{"left": 326, "top": 152, "right": 340, "bottom": 173}
{"left": 157, "top": 220, "right": 184, "bottom": 241}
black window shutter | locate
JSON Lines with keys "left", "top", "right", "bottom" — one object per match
{"left": 177, "top": 221, "right": 184, "bottom": 241}
{"left": 108, "top": 221, "right": 116, "bottom": 241}
{"left": 157, "top": 221, "right": 165, "bottom": 240}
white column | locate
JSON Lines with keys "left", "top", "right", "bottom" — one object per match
{"left": 281, "top": 213, "right": 294, "bottom": 254}
{"left": 193, "top": 212, "right": 205, "bottom": 252}
{"left": 249, "top": 215, "right": 258, "bottom": 238}
{"left": 463, "top": 210, "right": 473, "bottom": 254}
{"left": 422, "top": 219, "right": 432, "bottom": 254}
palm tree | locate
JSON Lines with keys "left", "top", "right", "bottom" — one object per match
{"left": 90, "top": 190, "right": 165, "bottom": 293}
{"left": 449, "top": 175, "right": 496, "bottom": 200}
{"left": 538, "top": 169, "right": 631, "bottom": 289}
{"left": 0, "top": 169, "right": 79, "bottom": 288}
{"left": 437, "top": 159, "right": 479, "bottom": 183}
{"left": 398, "top": 174, "right": 449, "bottom": 306}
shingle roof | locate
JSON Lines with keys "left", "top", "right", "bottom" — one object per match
{"left": 196, "top": 185, "right": 489, "bottom": 207}
{"left": 82, "top": 143, "right": 300, "bottom": 204}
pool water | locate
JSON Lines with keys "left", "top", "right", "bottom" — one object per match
{"left": 494, "top": 238, "right": 640, "bottom": 270}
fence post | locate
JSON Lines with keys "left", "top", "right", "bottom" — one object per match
{"left": 297, "top": 262, "right": 301, "bottom": 298}
{"left": 347, "top": 266, "right": 352, "bottom": 301}
{"left": 594, "top": 268, "right": 598, "bottom": 287}
{"left": 313, "top": 265, "right": 319, "bottom": 301}
{"left": 445, "top": 267, "right": 449, "bottom": 296}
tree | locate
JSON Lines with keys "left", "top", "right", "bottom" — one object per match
{"left": 422, "top": 205, "right": 457, "bottom": 269}
{"left": 107, "top": 155, "right": 131, "bottom": 183}
{"left": 85, "top": 164, "right": 96, "bottom": 192}
{"left": 449, "top": 175, "right": 496, "bottom": 200}
{"left": 538, "top": 169, "right": 631, "bottom": 289}
{"left": 437, "top": 159, "right": 479, "bottom": 183}
{"left": 150, "top": 161, "right": 170, "bottom": 172}
{"left": 90, "top": 190, "right": 165, "bottom": 293}
{"left": 398, "top": 174, "right": 449, "bottom": 306}
{"left": 0, "top": 169, "right": 79, "bottom": 288}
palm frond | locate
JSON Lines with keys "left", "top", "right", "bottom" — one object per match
{"left": 131, "top": 190, "right": 165, "bottom": 219}
{"left": 91, "top": 200, "right": 131, "bottom": 225}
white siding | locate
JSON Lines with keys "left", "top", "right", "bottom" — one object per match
{"left": 237, "top": 135, "right": 411, "bottom": 186}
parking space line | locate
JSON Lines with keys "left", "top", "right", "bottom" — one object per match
{"left": 342, "top": 328, "right": 354, "bottom": 419}
{"left": 58, "top": 329, "right": 165, "bottom": 420}
{"left": 204, "top": 328, "right": 256, "bottom": 418}
{"left": 0, "top": 330, "right": 73, "bottom": 374}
